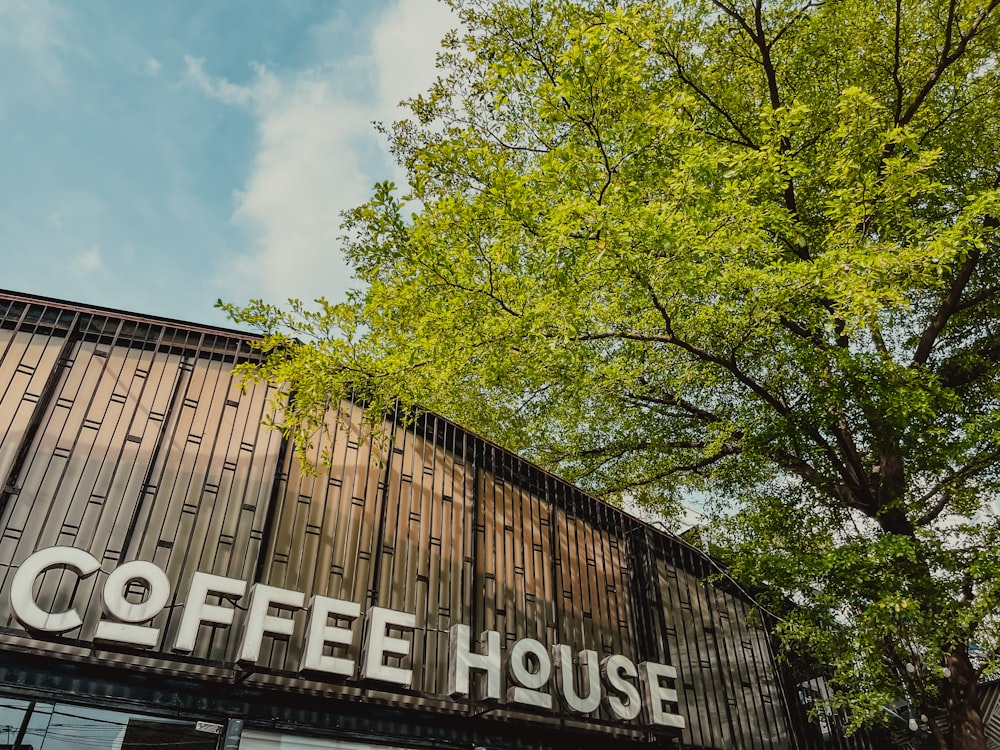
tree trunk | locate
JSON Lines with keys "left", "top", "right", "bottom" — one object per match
{"left": 946, "top": 646, "right": 988, "bottom": 750}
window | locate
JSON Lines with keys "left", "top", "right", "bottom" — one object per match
{"left": 0, "top": 700, "right": 220, "bottom": 750}
{"left": 239, "top": 730, "right": 415, "bottom": 750}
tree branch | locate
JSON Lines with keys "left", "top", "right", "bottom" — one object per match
{"left": 891, "top": 0, "right": 905, "bottom": 123}
{"left": 657, "top": 43, "right": 759, "bottom": 149}
{"left": 627, "top": 388, "right": 725, "bottom": 424}
{"left": 771, "top": 447, "right": 874, "bottom": 513}
{"left": 896, "top": 0, "right": 1000, "bottom": 130}
{"left": 953, "top": 282, "right": 1000, "bottom": 314}
{"left": 600, "top": 444, "right": 745, "bottom": 493}
{"left": 937, "top": 331, "right": 1000, "bottom": 389}
{"left": 912, "top": 249, "right": 982, "bottom": 365}
{"left": 753, "top": 0, "right": 782, "bottom": 111}
{"left": 915, "top": 447, "right": 1000, "bottom": 525}
{"left": 709, "top": 0, "right": 757, "bottom": 38}
{"left": 766, "top": 0, "right": 820, "bottom": 51}
{"left": 780, "top": 316, "right": 833, "bottom": 350}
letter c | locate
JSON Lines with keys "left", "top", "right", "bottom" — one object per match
{"left": 10, "top": 546, "right": 101, "bottom": 633}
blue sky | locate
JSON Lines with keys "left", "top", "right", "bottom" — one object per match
{"left": 0, "top": 0, "right": 455, "bottom": 328}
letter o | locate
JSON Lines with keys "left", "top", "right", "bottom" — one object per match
{"left": 509, "top": 638, "right": 551, "bottom": 689}
{"left": 102, "top": 560, "right": 170, "bottom": 623}
{"left": 507, "top": 637, "right": 553, "bottom": 709}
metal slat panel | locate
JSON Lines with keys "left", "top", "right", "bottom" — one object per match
{"left": 0, "top": 293, "right": 881, "bottom": 749}
{"left": 0, "top": 329, "right": 65, "bottom": 485}
{"left": 257, "top": 400, "right": 385, "bottom": 679}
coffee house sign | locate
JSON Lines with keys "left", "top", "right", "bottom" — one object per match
{"left": 11, "top": 546, "right": 685, "bottom": 729}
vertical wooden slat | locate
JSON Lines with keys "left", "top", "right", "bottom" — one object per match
{"left": 0, "top": 293, "right": 848, "bottom": 748}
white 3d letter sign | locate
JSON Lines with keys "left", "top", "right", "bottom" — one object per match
{"left": 11, "top": 546, "right": 101, "bottom": 633}
{"left": 95, "top": 560, "right": 170, "bottom": 648}
{"left": 9, "top": 546, "right": 685, "bottom": 729}
{"left": 448, "top": 624, "right": 501, "bottom": 702}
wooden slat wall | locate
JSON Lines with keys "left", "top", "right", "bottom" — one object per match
{"left": 0, "top": 292, "right": 847, "bottom": 749}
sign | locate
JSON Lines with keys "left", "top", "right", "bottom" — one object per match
{"left": 9, "top": 546, "right": 685, "bottom": 729}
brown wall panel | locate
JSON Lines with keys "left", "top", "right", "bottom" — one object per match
{"left": 658, "top": 552, "right": 737, "bottom": 748}
{"left": 0, "top": 336, "right": 178, "bottom": 639}
{"left": 475, "top": 470, "right": 555, "bottom": 649}
{"left": 382, "top": 419, "right": 475, "bottom": 697}
{"left": 0, "top": 329, "right": 66, "bottom": 485}
{"left": 0, "top": 293, "right": 847, "bottom": 749}
{"left": 136, "top": 354, "right": 283, "bottom": 664}
{"left": 257, "top": 401, "right": 385, "bottom": 675}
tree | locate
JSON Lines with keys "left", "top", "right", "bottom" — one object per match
{"left": 221, "top": 0, "right": 1000, "bottom": 747}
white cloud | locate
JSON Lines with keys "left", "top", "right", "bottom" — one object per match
{"left": 230, "top": 75, "right": 373, "bottom": 303}
{"left": 190, "top": 0, "right": 457, "bottom": 305}
{"left": 371, "top": 0, "right": 452, "bottom": 118}
{"left": 184, "top": 56, "right": 281, "bottom": 109}
{"left": 71, "top": 245, "right": 103, "bottom": 273}
{"left": 146, "top": 56, "right": 161, "bottom": 75}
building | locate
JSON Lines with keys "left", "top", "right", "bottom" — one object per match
{"left": 0, "top": 290, "right": 876, "bottom": 749}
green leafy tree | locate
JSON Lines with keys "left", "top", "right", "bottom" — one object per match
{"left": 222, "top": 0, "right": 1000, "bottom": 746}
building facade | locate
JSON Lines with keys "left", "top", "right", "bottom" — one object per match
{"left": 0, "top": 291, "right": 874, "bottom": 749}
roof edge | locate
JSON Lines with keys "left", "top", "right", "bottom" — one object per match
{"left": 0, "top": 289, "right": 262, "bottom": 342}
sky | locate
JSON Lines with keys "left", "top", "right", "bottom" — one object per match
{"left": 0, "top": 0, "right": 456, "bottom": 328}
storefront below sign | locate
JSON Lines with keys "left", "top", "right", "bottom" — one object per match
{"left": 0, "top": 697, "right": 428, "bottom": 750}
